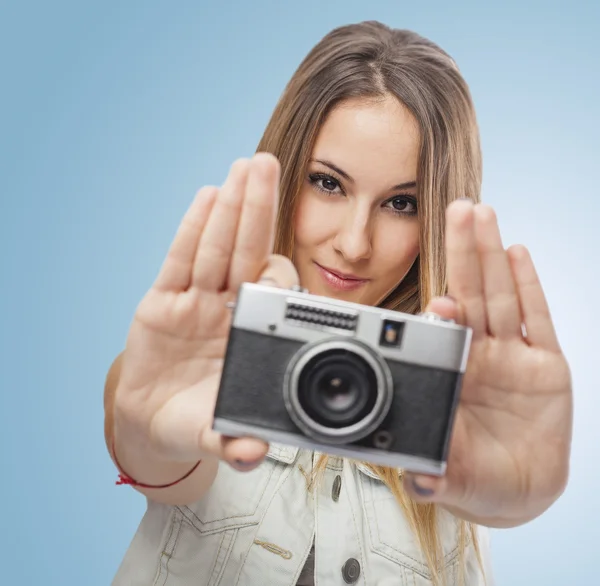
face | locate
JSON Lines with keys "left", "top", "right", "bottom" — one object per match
{"left": 293, "top": 95, "right": 420, "bottom": 307}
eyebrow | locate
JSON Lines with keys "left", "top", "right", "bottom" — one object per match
{"left": 310, "top": 158, "right": 417, "bottom": 191}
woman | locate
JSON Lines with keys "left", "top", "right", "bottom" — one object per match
{"left": 104, "top": 21, "right": 572, "bottom": 585}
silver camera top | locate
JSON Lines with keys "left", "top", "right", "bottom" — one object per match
{"left": 231, "top": 282, "right": 471, "bottom": 373}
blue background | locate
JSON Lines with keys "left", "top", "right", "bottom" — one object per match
{"left": 1, "top": 1, "right": 598, "bottom": 584}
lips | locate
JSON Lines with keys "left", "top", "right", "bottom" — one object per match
{"left": 319, "top": 265, "right": 365, "bottom": 281}
{"left": 314, "top": 262, "right": 369, "bottom": 292}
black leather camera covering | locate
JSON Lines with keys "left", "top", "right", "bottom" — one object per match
{"left": 214, "top": 328, "right": 463, "bottom": 463}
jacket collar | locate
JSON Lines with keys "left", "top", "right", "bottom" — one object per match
{"left": 265, "top": 442, "right": 300, "bottom": 464}
{"left": 265, "top": 443, "right": 402, "bottom": 480}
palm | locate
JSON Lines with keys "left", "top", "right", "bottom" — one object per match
{"left": 123, "top": 289, "right": 233, "bottom": 392}
{"left": 114, "top": 155, "right": 292, "bottom": 465}
{"left": 450, "top": 338, "right": 570, "bottom": 515}
{"left": 408, "top": 201, "right": 572, "bottom": 525}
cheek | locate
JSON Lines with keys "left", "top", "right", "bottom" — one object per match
{"left": 293, "top": 191, "right": 331, "bottom": 248}
{"left": 374, "top": 220, "right": 420, "bottom": 271}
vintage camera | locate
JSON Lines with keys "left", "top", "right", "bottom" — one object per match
{"left": 212, "top": 282, "right": 472, "bottom": 475}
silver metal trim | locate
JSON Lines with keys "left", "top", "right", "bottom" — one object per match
{"left": 213, "top": 418, "right": 446, "bottom": 476}
{"left": 232, "top": 282, "right": 472, "bottom": 373}
{"left": 286, "top": 297, "right": 359, "bottom": 318}
{"left": 284, "top": 318, "right": 355, "bottom": 337}
{"left": 282, "top": 339, "right": 393, "bottom": 445}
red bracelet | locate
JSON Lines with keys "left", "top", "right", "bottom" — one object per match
{"left": 112, "top": 439, "right": 201, "bottom": 489}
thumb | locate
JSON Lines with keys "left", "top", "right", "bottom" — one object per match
{"left": 421, "top": 294, "right": 463, "bottom": 324}
{"left": 256, "top": 253, "right": 300, "bottom": 290}
{"left": 215, "top": 254, "right": 300, "bottom": 472}
{"left": 403, "top": 471, "right": 451, "bottom": 503}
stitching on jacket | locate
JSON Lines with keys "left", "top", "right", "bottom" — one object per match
{"left": 153, "top": 512, "right": 176, "bottom": 586}
{"left": 180, "top": 466, "right": 277, "bottom": 526}
{"left": 208, "top": 529, "right": 238, "bottom": 586}
{"left": 360, "top": 474, "right": 427, "bottom": 575}
{"left": 234, "top": 462, "right": 298, "bottom": 585}
{"left": 253, "top": 539, "right": 293, "bottom": 559}
{"left": 207, "top": 530, "right": 228, "bottom": 584}
{"left": 154, "top": 509, "right": 183, "bottom": 586}
{"left": 325, "top": 457, "right": 343, "bottom": 471}
{"left": 165, "top": 512, "right": 184, "bottom": 585}
{"left": 266, "top": 443, "right": 300, "bottom": 464}
{"left": 362, "top": 475, "right": 461, "bottom": 578}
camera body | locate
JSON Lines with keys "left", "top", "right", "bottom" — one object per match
{"left": 212, "top": 283, "right": 472, "bottom": 475}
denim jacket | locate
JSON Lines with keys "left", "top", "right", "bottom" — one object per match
{"left": 113, "top": 444, "right": 494, "bottom": 585}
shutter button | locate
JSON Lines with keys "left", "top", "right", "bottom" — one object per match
{"left": 332, "top": 475, "right": 342, "bottom": 502}
{"left": 341, "top": 558, "right": 361, "bottom": 583}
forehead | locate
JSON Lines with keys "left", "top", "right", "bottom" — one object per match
{"left": 311, "top": 96, "right": 420, "bottom": 182}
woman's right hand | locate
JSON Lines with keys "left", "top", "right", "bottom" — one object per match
{"left": 111, "top": 153, "right": 299, "bottom": 477}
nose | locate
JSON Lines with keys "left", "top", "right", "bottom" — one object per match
{"left": 332, "top": 203, "right": 373, "bottom": 263}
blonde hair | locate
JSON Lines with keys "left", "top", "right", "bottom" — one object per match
{"left": 256, "top": 21, "right": 483, "bottom": 584}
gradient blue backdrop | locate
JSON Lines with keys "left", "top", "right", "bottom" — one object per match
{"left": 1, "top": 1, "right": 598, "bottom": 584}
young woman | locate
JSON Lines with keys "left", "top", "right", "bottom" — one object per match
{"left": 104, "top": 21, "right": 572, "bottom": 585}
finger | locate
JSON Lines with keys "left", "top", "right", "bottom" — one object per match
{"left": 422, "top": 295, "right": 461, "bottom": 323}
{"left": 403, "top": 471, "right": 449, "bottom": 503}
{"left": 227, "top": 153, "right": 281, "bottom": 292}
{"left": 256, "top": 254, "right": 300, "bottom": 290}
{"left": 445, "top": 200, "right": 487, "bottom": 338}
{"left": 221, "top": 437, "right": 270, "bottom": 472}
{"left": 192, "top": 158, "right": 251, "bottom": 291}
{"left": 474, "top": 205, "right": 522, "bottom": 338}
{"left": 154, "top": 186, "right": 218, "bottom": 292}
{"left": 507, "top": 244, "right": 560, "bottom": 351}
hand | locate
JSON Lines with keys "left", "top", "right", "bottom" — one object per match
{"left": 113, "top": 154, "right": 298, "bottom": 472}
{"left": 403, "top": 200, "right": 572, "bottom": 528}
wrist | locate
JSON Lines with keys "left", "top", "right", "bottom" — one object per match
{"left": 111, "top": 412, "right": 205, "bottom": 489}
{"left": 113, "top": 438, "right": 201, "bottom": 489}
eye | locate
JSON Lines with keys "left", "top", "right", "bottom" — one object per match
{"left": 384, "top": 196, "right": 418, "bottom": 216}
{"left": 308, "top": 173, "right": 343, "bottom": 195}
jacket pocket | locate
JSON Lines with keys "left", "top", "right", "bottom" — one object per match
{"left": 180, "top": 456, "right": 285, "bottom": 531}
{"left": 154, "top": 455, "right": 292, "bottom": 586}
{"left": 358, "top": 471, "right": 464, "bottom": 584}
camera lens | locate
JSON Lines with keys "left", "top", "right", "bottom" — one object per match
{"left": 283, "top": 338, "right": 393, "bottom": 444}
{"left": 298, "top": 350, "right": 377, "bottom": 428}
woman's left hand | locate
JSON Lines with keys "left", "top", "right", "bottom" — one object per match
{"left": 403, "top": 199, "right": 572, "bottom": 528}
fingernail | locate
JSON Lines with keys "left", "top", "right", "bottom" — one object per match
{"left": 232, "top": 458, "right": 263, "bottom": 470}
{"left": 411, "top": 478, "right": 434, "bottom": 496}
{"left": 443, "top": 295, "right": 456, "bottom": 303}
{"left": 258, "top": 276, "right": 278, "bottom": 286}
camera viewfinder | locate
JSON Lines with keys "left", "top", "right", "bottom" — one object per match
{"left": 379, "top": 319, "right": 404, "bottom": 348}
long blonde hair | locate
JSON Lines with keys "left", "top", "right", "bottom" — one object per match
{"left": 256, "top": 21, "right": 483, "bottom": 584}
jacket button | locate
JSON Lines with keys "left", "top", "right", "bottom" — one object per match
{"left": 341, "top": 558, "right": 360, "bottom": 583}
{"left": 332, "top": 474, "right": 342, "bottom": 502}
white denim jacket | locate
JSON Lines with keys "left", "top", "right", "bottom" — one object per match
{"left": 113, "top": 444, "right": 494, "bottom": 585}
